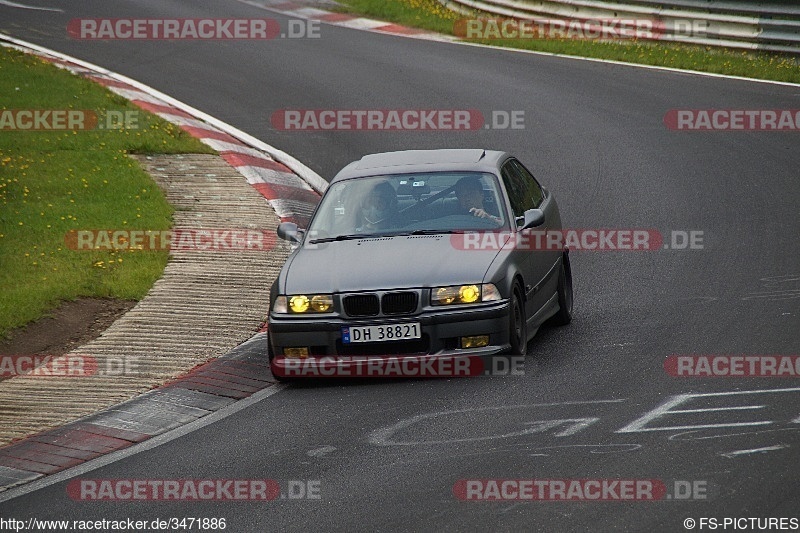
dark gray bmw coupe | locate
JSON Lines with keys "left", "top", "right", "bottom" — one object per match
{"left": 268, "top": 149, "right": 572, "bottom": 378}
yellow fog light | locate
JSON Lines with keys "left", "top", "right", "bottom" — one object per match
{"left": 310, "top": 294, "right": 333, "bottom": 312}
{"left": 284, "top": 347, "right": 309, "bottom": 358}
{"left": 289, "top": 295, "right": 310, "bottom": 313}
{"left": 459, "top": 285, "right": 480, "bottom": 303}
{"left": 461, "top": 335, "right": 489, "bottom": 349}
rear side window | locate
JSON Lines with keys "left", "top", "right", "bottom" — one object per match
{"left": 500, "top": 159, "right": 544, "bottom": 218}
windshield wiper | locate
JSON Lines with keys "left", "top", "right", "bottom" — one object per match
{"left": 400, "top": 229, "right": 464, "bottom": 236}
{"left": 310, "top": 230, "right": 464, "bottom": 243}
{"left": 309, "top": 233, "right": 383, "bottom": 244}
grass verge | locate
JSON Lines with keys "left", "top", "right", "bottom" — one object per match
{"left": 337, "top": 0, "right": 800, "bottom": 84}
{"left": 0, "top": 45, "right": 215, "bottom": 338}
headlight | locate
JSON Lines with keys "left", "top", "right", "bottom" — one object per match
{"left": 273, "top": 294, "right": 334, "bottom": 314}
{"left": 431, "top": 283, "right": 501, "bottom": 306}
{"left": 310, "top": 294, "right": 333, "bottom": 312}
{"left": 289, "top": 295, "right": 310, "bottom": 313}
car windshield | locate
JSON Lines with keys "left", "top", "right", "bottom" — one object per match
{"left": 306, "top": 172, "right": 508, "bottom": 242}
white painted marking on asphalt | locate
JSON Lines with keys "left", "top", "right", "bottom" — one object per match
{"left": 741, "top": 290, "right": 800, "bottom": 301}
{"left": 307, "top": 445, "right": 336, "bottom": 458}
{"left": 600, "top": 342, "right": 636, "bottom": 348}
{"left": 669, "top": 427, "right": 800, "bottom": 441}
{"left": 617, "top": 388, "right": 800, "bottom": 434}
{"left": 0, "top": 0, "right": 62, "bottom": 12}
{"left": 720, "top": 444, "right": 788, "bottom": 459}
{"left": 499, "top": 502, "right": 525, "bottom": 513}
{"left": 370, "top": 400, "right": 624, "bottom": 446}
{"left": 670, "top": 406, "right": 765, "bottom": 414}
{"left": 679, "top": 296, "right": 719, "bottom": 303}
{"left": 0, "top": 384, "right": 286, "bottom": 503}
{"left": 525, "top": 443, "right": 642, "bottom": 457}
{"left": 551, "top": 418, "right": 599, "bottom": 437}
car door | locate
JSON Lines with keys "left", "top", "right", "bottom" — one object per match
{"left": 500, "top": 158, "right": 560, "bottom": 321}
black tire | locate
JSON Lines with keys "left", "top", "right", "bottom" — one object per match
{"left": 550, "top": 253, "right": 573, "bottom": 326}
{"left": 507, "top": 284, "right": 528, "bottom": 355}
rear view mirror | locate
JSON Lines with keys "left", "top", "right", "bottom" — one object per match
{"left": 519, "top": 209, "right": 545, "bottom": 229}
{"left": 397, "top": 179, "right": 430, "bottom": 198}
{"left": 277, "top": 222, "right": 302, "bottom": 243}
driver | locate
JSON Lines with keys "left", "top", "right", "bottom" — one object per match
{"left": 453, "top": 176, "right": 502, "bottom": 225}
{"left": 359, "top": 180, "right": 398, "bottom": 231}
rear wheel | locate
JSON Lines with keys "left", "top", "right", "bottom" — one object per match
{"left": 550, "top": 253, "right": 573, "bottom": 326}
{"left": 507, "top": 284, "right": 527, "bottom": 355}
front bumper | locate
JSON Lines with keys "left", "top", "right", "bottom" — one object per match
{"left": 269, "top": 347, "right": 515, "bottom": 379}
{"left": 268, "top": 299, "right": 511, "bottom": 358}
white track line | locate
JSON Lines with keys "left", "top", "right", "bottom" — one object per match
{"left": 237, "top": 0, "right": 800, "bottom": 89}
{"left": 720, "top": 444, "right": 788, "bottom": 458}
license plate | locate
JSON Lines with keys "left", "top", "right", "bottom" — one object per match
{"left": 342, "top": 323, "right": 421, "bottom": 344}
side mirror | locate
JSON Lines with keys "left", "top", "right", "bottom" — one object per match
{"left": 277, "top": 222, "right": 302, "bottom": 243}
{"left": 520, "top": 209, "right": 545, "bottom": 229}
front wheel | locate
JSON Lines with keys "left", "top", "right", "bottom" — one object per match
{"left": 550, "top": 253, "right": 573, "bottom": 326}
{"left": 507, "top": 284, "right": 528, "bottom": 355}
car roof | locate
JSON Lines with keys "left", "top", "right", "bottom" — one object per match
{"left": 331, "top": 149, "right": 509, "bottom": 182}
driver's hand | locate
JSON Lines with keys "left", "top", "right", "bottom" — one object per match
{"left": 470, "top": 208, "right": 501, "bottom": 224}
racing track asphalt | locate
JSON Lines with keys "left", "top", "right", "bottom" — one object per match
{"left": 0, "top": 0, "right": 799, "bottom": 530}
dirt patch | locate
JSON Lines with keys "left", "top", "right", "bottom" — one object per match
{"left": 0, "top": 297, "right": 135, "bottom": 357}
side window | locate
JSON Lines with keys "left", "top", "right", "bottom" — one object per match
{"left": 500, "top": 161, "right": 534, "bottom": 218}
{"left": 508, "top": 159, "right": 544, "bottom": 208}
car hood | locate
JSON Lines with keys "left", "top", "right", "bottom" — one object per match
{"left": 282, "top": 234, "right": 504, "bottom": 294}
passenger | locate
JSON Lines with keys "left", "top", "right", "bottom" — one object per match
{"left": 359, "top": 180, "right": 398, "bottom": 231}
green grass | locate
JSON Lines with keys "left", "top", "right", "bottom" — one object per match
{"left": 0, "top": 46, "right": 215, "bottom": 338}
{"left": 337, "top": 0, "right": 800, "bottom": 84}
